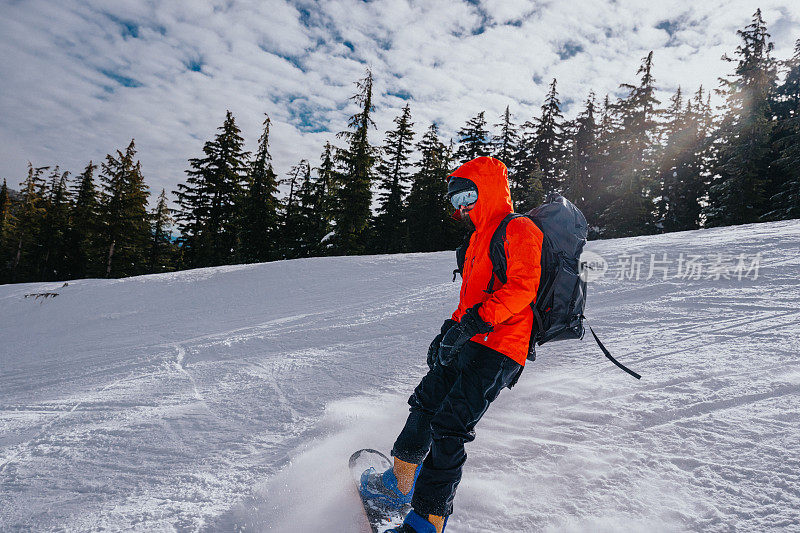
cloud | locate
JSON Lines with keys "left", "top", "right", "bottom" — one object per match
{"left": 1, "top": 0, "right": 798, "bottom": 204}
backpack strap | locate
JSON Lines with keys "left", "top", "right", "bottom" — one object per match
{"left": 531, "top": 305, "right": 544, "bottom": 339}
{"left": 485, "top": 213, "right": 525, "bottom": 293}
{"left": 453, "top": 230, "right": 473, "bottom": 281}
{"left": 583, "top": 317, "right": 642, "bottom": 380}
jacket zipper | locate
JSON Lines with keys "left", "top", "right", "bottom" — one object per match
{"left": 464, "top": 256, "right": 475, "bottom": 293}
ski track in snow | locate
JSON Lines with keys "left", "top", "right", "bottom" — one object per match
{"left": 1, "top": 220, "right": 800, "bottom": 532}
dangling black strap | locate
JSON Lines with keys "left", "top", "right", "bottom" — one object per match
{"left": 532, "top": 306, "right": 544, "bottom": 338}
{"left": 485, "top": 271, "right": 496, "bottom": 293}
{"left": 586, "top": 322, "right": 641, "bottom": 380}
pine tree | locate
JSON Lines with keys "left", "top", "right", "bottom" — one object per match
{"left": 455, "top": 111, "right": 491, "bottom": 163}
{"left": 655, "top": 87, "right": 686, "bottom": 231}
{"left": 174, "top": 157, "right": 206, "bottom": 268}
{"left": 765, "top": 39, "right": 800, "bottom": 220}
{"left": 0, "top": 179, "right": 13, "bottom": 281}
{"left": 514, "top": 114, "right": 538, "bottom": 207}
{"left": 769, "top": 118, "right": 800, "bottom": 220}
{"left": 601, "top": 52, "right": 661, "bottom": 237}
{"left": 564, "top": 93, "right": 598, "bottom": 222}
{"left": 705, "top": 9, "right": 777, "bottom": 226}
{"left": 175, "top": 111, "right": 249, "bottom": 266}
{"left": 37, "top": 166, "right": 72, "bottom": 280}
{"left": 405, "top": 124, "right": 461, "bottom": 252}
{"left": 774, "top": 39, "right": 800, "bottom": 117}
{"left": 493, "top": 107, "right": 521, "bottom": 200}
{"left": 588, "top": 94, "right": 616, "bottom": 237}
{"left": 531, "top": 79, "right": 566, "bottom": 194}
{"left": 656, "top": 87, "right": 713, "bottom": 232}
{"left": 695, "top": 87, "right": 717, "bottom": 206}
{"left": 313, "top": 142, "right": 340, "bottom": 255}
{"left": 294, "top": 162, "right": 320, "bottom": 258}
{"left": 8, "top": 163, "right": 48, "bottom": 282}
{"left": 98, "top": 140, "right": 151, "bottom": 278}
{"left": 149, "top": 189, "right": 174, "bottom": 273}
{"left": 333, "top": 69, "right": 377, "bottom": 255}
{"left": 239, "top": 114, "right": 280, "bottom": 263}
{"left": 281, "top": 160, "right": 311, "bottom": 259}
{"left": 67, "top": 161, "right": 99, "bottom": 278}
{"left": 515, "top": 160, "right": 545, "bottom": 214}
{"left": 689, "top": 88, "right": 717, "bottom": 229}
{"left": 373, "top": 104, "right": 415, "bottom": 254}
{"left": 0, "top": 180, "right": 9, "bottom": 234}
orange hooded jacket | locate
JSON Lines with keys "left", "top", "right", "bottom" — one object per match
{"left": 449, "top": 157, "right": 543, "bottom": 366}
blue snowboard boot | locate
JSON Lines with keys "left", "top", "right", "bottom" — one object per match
{"left": 386, "top": 510, "right": 448, "bottom": 533}
{"left": 359, "top": 464, "right": 421, "bottom": 510}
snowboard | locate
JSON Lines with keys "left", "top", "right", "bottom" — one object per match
{"left": 349, "top": 448, "right": 408, "bottom": 533}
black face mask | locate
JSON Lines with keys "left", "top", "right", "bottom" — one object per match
{"left": 455, "top": 209, "right": 475, "bottom": 232}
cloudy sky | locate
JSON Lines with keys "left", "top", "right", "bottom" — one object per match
{"left": 1, "top": 0, "right": 799, "bottom": 203}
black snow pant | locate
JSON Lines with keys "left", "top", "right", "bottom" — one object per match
{"left": 391, "top": 341, "right": 523, "bottom": 517}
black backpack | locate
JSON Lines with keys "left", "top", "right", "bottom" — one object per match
{"left": 455, "top": 194, "right": 640, "bottom": 379}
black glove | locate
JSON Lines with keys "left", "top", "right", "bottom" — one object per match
{"left": 437, "top": 324, "right": 464, "bottom": 367}
{"left": 448, "top": 304, "right": 493, "bottom": 362}
{"left": 427, "top": 319, "right": 457, "bottom": 370}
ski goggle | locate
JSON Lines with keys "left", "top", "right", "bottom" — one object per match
{"left": 450, "top": 189, "right": 478, "bottom": 209}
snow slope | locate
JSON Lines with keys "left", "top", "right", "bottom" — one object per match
{"left": 1, "top": 220, "right": 799, "bottom": 532}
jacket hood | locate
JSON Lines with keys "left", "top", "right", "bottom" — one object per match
{"left": 448, "top": 156, "right": 513, "bottom": 231}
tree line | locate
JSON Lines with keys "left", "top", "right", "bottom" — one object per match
{"left": 1, "top": 9, "right": 798, "bottom": 284}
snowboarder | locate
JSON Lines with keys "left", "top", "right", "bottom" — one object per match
{"left": 359, "top": 156, "right": 544, "bottom": 533}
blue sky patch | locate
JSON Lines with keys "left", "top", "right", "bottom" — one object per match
{"left": 656, "top": 19, "right": 681, "bottom": 37}
{"left": 184, "top": 57, "right": 204, "bottom": 73}
{"left": 105, "top": 14, "right": 139, "bottom": 39}
{"left": 296, "top": 5, "right": 313, "bottom": 27}
{"left": 558, "top": 41, "right": 583, "bottom": 60}
{"left": 656, "top": 18, "right": 686, "bottom": 46}
{"left": 261, "top": 44, "right": 305, "bottom": 71}
{"left": 286, "top": 98, "right": 328, "bottom": 133}
{"left": 387, "top": 89, "right": 412, "bottom": 101}
{"left": 375, "top": 37, "right": 392, "bottom": 51}
{"left": 472, "top": 23, "right": 487, "bottom": 36}
{"left": 99, "top": 68, "right": 142, "bottom": 88}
